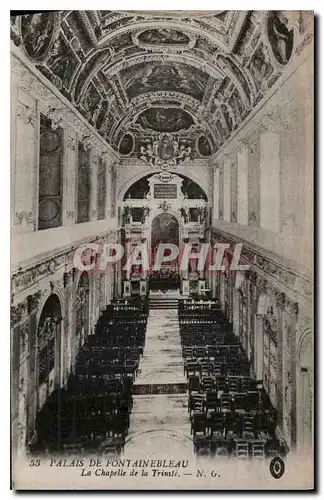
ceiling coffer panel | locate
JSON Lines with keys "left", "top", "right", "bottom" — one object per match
{"left": 12, "top": 10, "right": 313, "bottom": 156}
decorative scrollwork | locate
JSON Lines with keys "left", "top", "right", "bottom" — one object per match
{"left": 139, "top": 132, "right": 193, "bottom": 169}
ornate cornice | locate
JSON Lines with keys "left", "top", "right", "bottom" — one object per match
{"left": 11, "top": 253, "right": 67, "bottom": 296}
{"left": 209, "top": 227, "right": 312, "bottom": 308}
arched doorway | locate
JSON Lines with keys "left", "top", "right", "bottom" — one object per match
{"left": 37, "top": 294, "right": 62, "bottom": 409}
{"left": 150, "top": 213, "right": 180, "bottom": 291}
{"left": 76, "top": 272, "right": 90, "bottom": 349}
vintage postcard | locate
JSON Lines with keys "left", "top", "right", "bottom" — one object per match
{"left": 10, "top": 9, "right": 314, "bottom": 490}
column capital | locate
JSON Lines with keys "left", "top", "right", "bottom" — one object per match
{"left": 237, "top": 138, "right": 248, "bottom": 154}
{"left": 67, "top": 136, "right": 77, "bottom": 151}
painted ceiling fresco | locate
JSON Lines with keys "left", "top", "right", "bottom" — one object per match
{"left": 121, "top": 63, "right": 209, "bottom": 101}
{"left": 136, "top": 108, "right": 194, "bottom": 133}
{"left": 11, "top": 10, "right": 313, "bottom": 157}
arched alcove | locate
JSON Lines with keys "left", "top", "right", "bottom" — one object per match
{"left": 37, "top": 294, "right": 62, "bottom": 408}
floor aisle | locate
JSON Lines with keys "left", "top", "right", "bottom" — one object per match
{"left": 134, "top": 308, "right": 186, "bottom": 386}
{"left": 124, "top": 307, "right": 193, "bottom": 459}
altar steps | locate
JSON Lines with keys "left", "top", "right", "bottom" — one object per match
{"left": 149, "top": 298, "right": 179, "bottom": 309}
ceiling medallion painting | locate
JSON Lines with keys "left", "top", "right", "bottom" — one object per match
{"left": 20, "top": 12, "right": 60, "bottom": 62}
{"left": 132, "top": 28, "right": 195, "bottom": 52}
{"left": 136, "top": 108, "right": 194, "bottom": 133}
{"left": 139, "top": 133, "right": 193, "bottom": 169}
{"left": 267, "top": 11, "right": 294, "bottom": 65}
{"left": 119, "top": 133, "right": 134, "bottom": 155}
{"left": 197, "top": 135, "right": 212, "bottom": 157}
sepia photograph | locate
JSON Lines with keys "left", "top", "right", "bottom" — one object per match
{"left": 10, "top": 7, "right": 314, "bottom": 490}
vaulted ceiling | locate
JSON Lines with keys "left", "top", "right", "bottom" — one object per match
{"left": 11, "top": 10, "right": 310, "bottom": 158}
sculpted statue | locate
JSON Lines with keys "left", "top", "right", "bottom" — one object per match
{"left": 123, "top": 206, "right": 132, "bottom": 225}
{"left": 180, "top": 206, "right": 189, "bottom": 224}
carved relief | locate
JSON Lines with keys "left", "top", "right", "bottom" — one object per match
{"left": 14, "top": 211, "right": 35, "bottom": 225}
{"left": 139, "top": 133, "right": 193, "bottom": 169}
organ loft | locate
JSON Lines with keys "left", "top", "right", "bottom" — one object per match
{"left": 10, "top": 10, "right": 313, "bottom": 468}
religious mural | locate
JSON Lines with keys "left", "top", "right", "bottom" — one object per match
{"left": 268, "top": 11, "right": 294, "bottom": 65}
{"left": 122, "top": 63, "right": 210, "bottom": 101}
{"left": 20, "top": 12, "right": 57, "bottom": 61}
{"left": 46, "top": 34, "right": 79, "bottom": 90}
{"left": 119, "top": 133, "right": 134, "bottom": 155}
{"left": 136, "top": 108, "right": 194, "bottom": 133}
{"left": 12, "top": 10, "right": 312, "bottom": 155}
{"left": 82, "top": 82, "right": 102, "bottom": 126}
{"left": 151, "top": 213, "right": 179, "bottom": 247}
{"left": 197, "top": 135, "right": 212, "bottom": 157}
{"left": 248, "top": 43, "right": 274, "bottom": 93}
{"left": 138, "top": 28, "right": 190, "bottom": 45}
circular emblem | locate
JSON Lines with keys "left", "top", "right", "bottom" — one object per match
{"left": 269, "top": 457, "right": 285, "bottom": 479}
{"left": 40, "top": 130, "right": 61, "bottom": 153}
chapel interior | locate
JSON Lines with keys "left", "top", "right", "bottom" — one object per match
{"left": 10, "top": 10, "right": 313, "bottom": 463}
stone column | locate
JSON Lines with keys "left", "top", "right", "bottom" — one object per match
{"left": 223, "top": 156, "right": 231, "bottom": 222}
{"left": 219, "top": 165, "right": 224, "bottom": 220}
{"left": 90, "top": 149, "right": 98, "bottom": 221}
{"left": 248, "top": 272, "right": 257, "bottom": 376}
{"left": 63, "top": 269, "right": 73, "bottom": 386}
{"left": 103, "top": 153, "right": 113, "bottom": 218}
{"left": 282, "top": 299, "right": 299, "bottom": 448}
{"left": 12, "top": 88, "right": 38, "bottom": 234}
{"left": 11, "top": 297, "right": 30, "bottom": 458}
{"left": 237, "top": 139, "right": 249, "bottom": 225}
{"left": 62, "top": 133, "right": 77, "bottom": 225}
{"left": 260, "top": 131, "right": 280, "bottom": 232}
{"left": 254, "top": 313, "right": 264, "bottom": 382}
{"left": 70, "top": 269, "right": 78, "bottom": 373}
{"left": 248, "top": 136, "right": 260, "bottom": 228}
{"left": 231, "top": 155, "right": 238, "bottom": 222}
{"left": 275, "top": 293, "right": 286, "bottom": 430}
{"left": 213, "top": 164, "right": 220, "bottom": 220}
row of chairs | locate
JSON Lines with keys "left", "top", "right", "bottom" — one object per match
{"left": 32, "top": 298, "right": 148, "bottom": 455}
{"left": 179, "top": 300, "right": 282, "bottom": 460}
